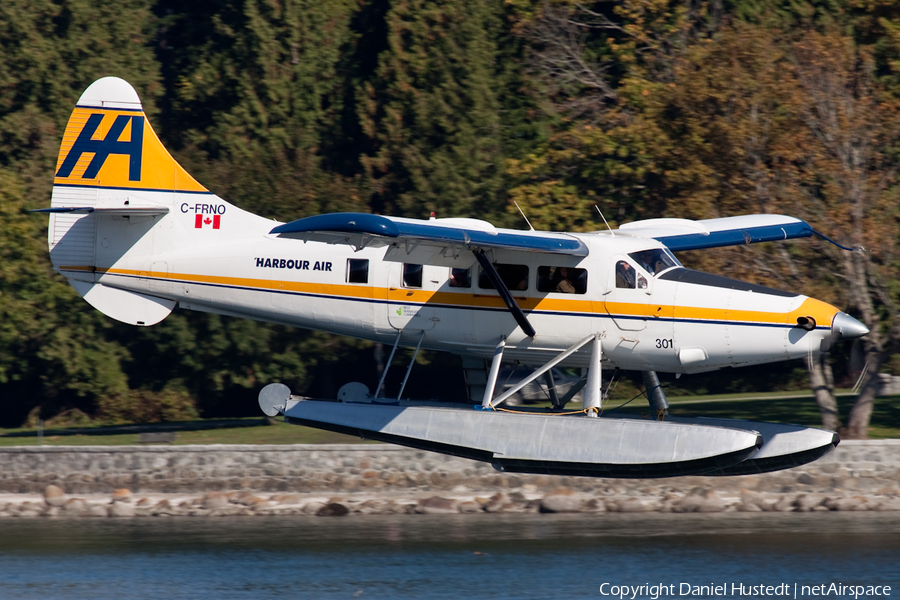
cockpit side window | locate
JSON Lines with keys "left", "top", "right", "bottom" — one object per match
{"left": 628, "top": 248, "right": 679, "bottom": 277}
{"left": 615, "top": 261, "right": 636, "bottom": 289}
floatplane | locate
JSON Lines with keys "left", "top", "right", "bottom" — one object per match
{"left": 39, "top": 77, "right": 868, "bottom": 478}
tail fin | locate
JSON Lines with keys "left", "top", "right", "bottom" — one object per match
{"left": 45, "top": 77, "right": 269, "bottom": 326}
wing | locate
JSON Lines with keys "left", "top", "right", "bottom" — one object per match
{"left": 617, "top": 214, "right": 813, "bottom": 252}
{"left": 271, "top": 212, "right": 587, "bottom": 339}
{"left": 270, "top": 213, "right": 588, "bottom": 256}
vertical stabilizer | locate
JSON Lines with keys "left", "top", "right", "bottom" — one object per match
{"left": 49, "top": 77, "right": 213, "bottom": 274}
{"left": 45, "top": 77, "right": 272, "bottom": 326}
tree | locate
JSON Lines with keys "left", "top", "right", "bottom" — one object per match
{"left": 359, "top": 0, "right": 509, "bottom": 220}
{"left": 155, "top": 0, "right": 368, "bottom": 219}
{"left": 0, "top": 0, "right": 162, "bottom": 426}
{"left": 787, "top": 30, "right": 900, "bottom": 438}
{"left": 513, "top": 2, "right": 900, "bottom": 436}
{"left": 0, "top": 168, "right": 132, "bottom": 426}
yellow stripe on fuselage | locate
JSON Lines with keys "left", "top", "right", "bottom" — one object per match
{"left": 72, "top": 266, "right": 838, "bottom": 328}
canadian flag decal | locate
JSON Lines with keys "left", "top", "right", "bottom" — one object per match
{"left": 195, "top": 214, "right": 221, "bottom": 229}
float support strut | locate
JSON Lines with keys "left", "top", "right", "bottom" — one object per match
{"left": 543, "top": 370, "right": 561, "bottom": 407}
{"left": 396, "top": 330, "right": 426, "bottom": 401}
{"left": 642, "top": 370, "right": 669, "bottom": 420}
{"left": 374, "top": 330, "right": 403, "bottom": 399}
{"left": 488, "top": 334, "right": 596, "bottom": 407}
{"left": 583, "top": 334, "right": 602, "bottom": 417}
{"left": 482, "top": 337, "right": 506, "bottom": 408}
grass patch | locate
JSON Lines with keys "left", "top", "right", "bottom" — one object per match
{"left": 0, "top": 418, "right": 370, "bottom": 447}
{"left": 610, "top": 392, "right": 900, "bottom": 439}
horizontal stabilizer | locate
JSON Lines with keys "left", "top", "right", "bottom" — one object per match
{"left": 35, "top": 206, "right": 169, "bottom": 216}
{"left": 618, "top": 214, "right": 813, "bottom": 251}
{"left": 69, "top": 280, "right": 174, "bottom": 326}
{"left": 280, "top": 398, "right": 761, "bottom": 478}
{"left": 271, "top": 212, "right": 588, "bottom": 256}
{"left": 37, "top": 196, "right": 169, "bottom": 216}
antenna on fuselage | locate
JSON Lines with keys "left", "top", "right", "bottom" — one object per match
{"left": 594, "top": 205, "right": 614, "bottom": 236}
{"left": 513, "top": 201, "right": 535, "bottom": 231}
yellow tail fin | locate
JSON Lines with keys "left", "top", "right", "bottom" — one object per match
{"left": 53, "top": 76, "right": 206, "bottom": 195}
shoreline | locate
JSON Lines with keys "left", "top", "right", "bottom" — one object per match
{"left": 2, "top": 484, "right": 900, "bottom": 518}
{"left": 1, "top": 439, "right": 898, "bottom": 517}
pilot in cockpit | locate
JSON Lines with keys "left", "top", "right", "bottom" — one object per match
{"left": 616, "top": 261, "right": 635, "bottom": 288}
{"left": 630, "top": 248, "right": 677, "bottom": 277}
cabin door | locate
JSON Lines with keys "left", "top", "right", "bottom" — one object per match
{"left": 386, "top": 262, "right": 437, "bottom": 330}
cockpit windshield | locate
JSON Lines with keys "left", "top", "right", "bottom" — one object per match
{"left": 628, "top": 248, "right": 680, "bottom": 276}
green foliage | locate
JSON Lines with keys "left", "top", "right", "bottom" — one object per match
{"left": 34, "top": 407, "right": 93, "bottom": 428}
{"left": 155, "top": 0, "right": 367, "bottom": 219}
{"left": 0, "top": 0, "right": 161, "bottom": 426}
{"left": 0, "top": 0, "right": 161, "bottom": 192}
{"left": 96, "top": 389, "right": 199, "bottom": 424}
{"left": 1, "top": 0, "right": 899, "bottom": 433}
{"left": 0, "top": 168, "right": 131, "bottom": 425}
{"left": 359, "top": 0, "right": 511, "bottom": 220}
{"left": 115, "top": 312, "right": 326, "bottom": 417}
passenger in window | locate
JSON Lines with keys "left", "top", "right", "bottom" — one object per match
{"left": 449, "top": 268, "right": 470, "bottom": 288}
{"left": 497, "top": 264, "right": 528, "bottom": 290}
{"left": 616, "top": 261, "right": 635, "bottom": 289}
{"left": 554, "top": 267, "right": 576, "bottom": 294}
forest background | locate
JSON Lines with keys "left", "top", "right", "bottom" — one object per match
{"left": 2, "top": 0, "right": 899, "bottom": 438}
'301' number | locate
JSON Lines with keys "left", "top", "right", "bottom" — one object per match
{"left": 655, "top": 339, "right": 673, "bottom": 349}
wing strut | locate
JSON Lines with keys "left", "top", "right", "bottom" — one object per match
{"left": 473, "top": 250, "right": 536, "bottom": 338}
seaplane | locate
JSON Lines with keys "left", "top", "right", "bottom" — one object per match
{"left": 39, "top": 77, "right": 869, "bottom": 478}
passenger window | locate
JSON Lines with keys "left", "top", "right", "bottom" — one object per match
{"left": 537, "top": 266, "right": 587, "bottom": 294}
{"left": 449, "top": 267, "right": 471, "bottom": 288}
{"left": 347, "top": 258, "right": 369, "bottom": 284}
{"left": 615, "top": 260, "right": 636, "bottom": 289}
{"left": 479, "top": 263, "right": 529, "bottom": 291}
{"left": 403, "top": 263, "right": 423, "bottom": 288}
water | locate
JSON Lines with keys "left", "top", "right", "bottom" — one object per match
{"left": 0, "top": 513, "right": 897, "bottom": 600}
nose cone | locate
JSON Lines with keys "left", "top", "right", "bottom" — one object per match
{"left": 832, "top": 312, "right": 869, "bottom": 341}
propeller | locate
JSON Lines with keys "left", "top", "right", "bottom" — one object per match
{"left": 820, "top": 312, "right": 869, "bottom": 352}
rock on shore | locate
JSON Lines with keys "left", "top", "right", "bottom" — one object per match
{"left": 0, "top": 483, "right": 894, "bottom": 519}
{"left": 0, "top": 440, "right": 895, "bottom": 518}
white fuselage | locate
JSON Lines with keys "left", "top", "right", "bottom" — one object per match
{"left": 52, "top": 198, "right": 840, "bottom": 374}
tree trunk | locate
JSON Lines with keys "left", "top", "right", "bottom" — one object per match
{"left": 846, "top": 350, "right": 885, "bottom": 439}
{"left": 808, "top": 354, "right": 841, "bottom": 431}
